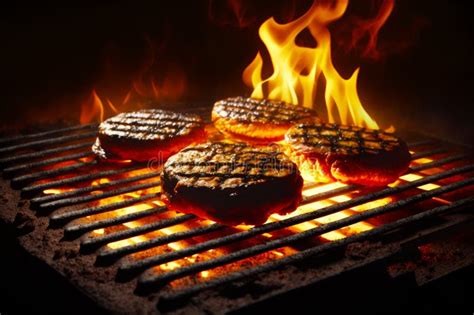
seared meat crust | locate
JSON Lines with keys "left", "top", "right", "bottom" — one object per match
{"left": 285, "top": 123, "right": 411, "bottom": 186}
{"left": 93, "top": 109, "right": 206, "bottom": 162}
{"left": 212, "top": 97, "right": 318, "bottom": 142}
{"left": 161, "top": 142, "right": 304, "bottom": 225}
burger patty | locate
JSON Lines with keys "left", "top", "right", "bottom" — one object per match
{"left": 284, "top": 123, "right": 411, "bottom": 186}
{"left": 93, "top": 109, "right": 206, "bottom": 162}
{"left": 161, "top": 142, "right": 304, "bottom": 226}
{"left": 212, "top": 96, "right": 318, "bottom": 142}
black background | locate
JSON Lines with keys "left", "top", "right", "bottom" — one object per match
{"left": 0, "top": 0, "right": 474, "bottom": 144}
{"left": 1, "top": 0, "right": 473, "bottom": 145}
{"left": 0, "top": 1, "right": 474, "bottom": 314}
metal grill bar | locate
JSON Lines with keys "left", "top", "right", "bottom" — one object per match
{"left": 0, "top": 123, "right": 96, "bottom": 145}
{"left": 411, "top": 148, "right": 447, "bottom": 159}
{"left": 3, "top": 151, "right": 93, "bottom": 177}
{"left": 53, "top": 149, "right": 463, "bottom": 256}
{"left": 11, "top": 160, "right": 97, "bottom": 188}
{"left": 49, "top": 193, "right": 161, "bottom": 225}
{"left": 93, "top": 155, "right": 466, "bottom": 260}
{"left": 138, "top": 177, "right": 474, "bottom": 289}
{"left": 302, "top": 164, "right": 473, "bottom": 205}
{"left": 158, "top": 196, "right": 474, "bottom": 303}
{"left": 38, "top": 180, "right": 161, "bottom": 210}
{"left": 64, "top": 205, "right": 168, "bottom": 239}
{"left": 0, "top": 131, "right": 97, "bottom": 155}
{"left": 301, "top": 185, "right": 359, "bottom": 203}
{"left": 21, "top": 164, "right": 145, "bottom": 196}
{"left": 97, "top": 223, "right": 225, "bottom": 264}
{"left": 81, "top": 214, "right": 196, "bottom": 251}
{"left": 302, "top": 150, "right": 467, "bottom": 202}
{"left": 31, "top": 171, "right": 158, "bottom": 205}
{"left": 403, "top": 139, "right": 438, "bottom": 148}
{"left": 0, "top": 142, "right": 93, "bottom": 166}
{"left": 32, "top": 148, "right": 452, "bottom": 242}
{"left": 410, "top": 153, "right": 471, "bottom": 172}
{"left": 120, "top": 165, "right": 473, "bottom": 278}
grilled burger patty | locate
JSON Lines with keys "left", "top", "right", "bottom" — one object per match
{"left": 285, "top": 123, "right": 411, "bottom": 186}
{"left": 161, "top": 142, "right": 304, "bottom": 226}
{"left": 212, "top": 96, "right": 318, "bottom": 142}
{"left": 93, "top": 109, "right": 206, "bottom": 162}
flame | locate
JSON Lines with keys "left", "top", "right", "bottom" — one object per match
{"left": 80, "top": 69, "right": 187, "bottom": 124}
{"left": 243, "top": 0, "right": 387, "bottom": 129}
{"left": 80, "top": 90, "right": 119, "bottom": 124}
{"left": 208, "top": 0, "right": 256, "bottom": 28}
{"left": 345, "top": 0, "right": 395, "bottom": 60}
{"left": 132, "top": 66, "right": 187, "bottom": 102}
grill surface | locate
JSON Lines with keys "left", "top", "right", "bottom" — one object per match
{"left": 0, "top": 107, "right": 473, "bottom": 314}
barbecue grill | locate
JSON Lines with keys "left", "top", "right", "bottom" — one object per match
{"left": 1, "top": 106, "right": 473, "bottom": 314}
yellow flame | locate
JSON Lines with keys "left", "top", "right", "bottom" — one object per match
{"left": 242, "top": 0, "right": 380, "bottom": 129}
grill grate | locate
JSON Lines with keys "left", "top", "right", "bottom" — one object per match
{"left": 1, "top": 112, "right": 473, "bottom": 313}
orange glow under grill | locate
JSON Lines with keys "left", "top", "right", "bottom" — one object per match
{"left": 40, "top": 146, "right": 458, "bottom": 283}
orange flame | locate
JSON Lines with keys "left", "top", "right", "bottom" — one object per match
{"left": 80, "top": 90, "right": 119, "bottom": 124}
{"left": 208, "top": 0, "right": 256, "bottom": 28}
{"left": 346, "top": 0, "right": 395, "bottom": 60}
{"left": 243, "top": 0, "right": 388, "bottom": 129}
{"left": 132, "top": 66, "right": 187, "bottom": 102}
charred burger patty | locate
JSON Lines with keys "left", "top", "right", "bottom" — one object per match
{"left": 212, "top": 96, "right": 318, "bottom": 142}
{"left": 284, "top": 123, "right": 411, "bottom": 186}
{"left": 161, "top": 142, "right": 304, "bottom": 226}
{"left": 93, "top": 109, "right": 206, "bottom": 162}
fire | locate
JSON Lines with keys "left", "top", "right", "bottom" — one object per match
{"left": 80, "top": 42, "right": 187, "bottom": 124}
{"left": 80, "top": 90, "right": 118, "bottom": 124}
{"left": 242, "top": 0, "right": 392, "bottom": 129}
{"left": 344, "top": 0, "right": 395, "bottom": 60}
{"left": 132, "top": 66, "right": 187, "bottom": 102}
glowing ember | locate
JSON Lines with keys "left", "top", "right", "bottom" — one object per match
{"left": 242, "top": 0, "right": 389, "bottom": 128}
{"left": 400, "top": 173, "right": 442, "bottom": 192}
{"left": 302, "top": 181, "right": 347, "bottom": 197}
{"left": 43, "top": 188, "right": 73, "bottom": 195}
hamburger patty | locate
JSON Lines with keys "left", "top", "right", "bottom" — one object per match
{"left": 161, "top": 142, "right": 304, "bottom": 226}
{"left": 93, "top": 109, "right": 206, "bottom": 162}
{"left": 285, "top": 123, "right": 411, "bottom": 186}
{"left": 212, "top": 96, "right": 318, "bottom": 142}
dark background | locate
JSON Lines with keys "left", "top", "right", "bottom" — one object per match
{"left": 0, "top": 2, "right": 473, "bottom": 314}
{"left": 1, "top": 0, "right": 473, "bottom": 145}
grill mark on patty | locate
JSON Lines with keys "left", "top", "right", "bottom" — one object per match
{"left": 99, "top": 109, "right": 203, "bottom": 141}
{"left": 110, "top": 110, "right": 202, "bottom": 122}
{"left": 287, "top": 123, "right": 401, "bottom": 155}
{"left": 164, "top": 142, "right": 297, "bottom": 187}
{"left": 213, "top": 97, "right": 316, "bottom": 124}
